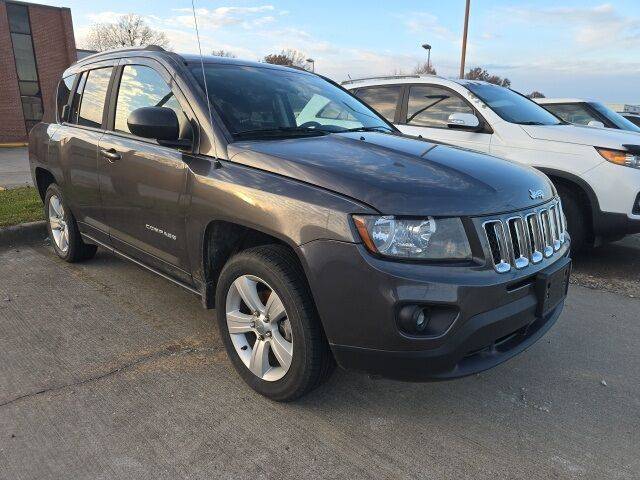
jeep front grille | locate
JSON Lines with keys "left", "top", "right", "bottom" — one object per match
{"left": 482, "top": 200, "right": 567, "bottom": 273}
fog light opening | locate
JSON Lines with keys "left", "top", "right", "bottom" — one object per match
{"left": 399, "top": 305, "right": 431, "bottom": 335}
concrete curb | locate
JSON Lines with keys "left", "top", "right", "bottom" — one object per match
{"left": 0, "top": 221, "right": 47, "bottom": 247}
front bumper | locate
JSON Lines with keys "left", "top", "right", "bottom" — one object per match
{"left": 300, "top": 239, "right": 570, "bottom": 381}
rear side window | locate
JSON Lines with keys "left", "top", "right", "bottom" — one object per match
{"left": 77, "top": 67, "right": 112, "bottom": 128}
{"left": 56, "top": 74, "right": 76, "bottom": 122}
{"left": 355, "top": 86, "right": 401, "bottom": 122}
{"left": 406, "top": 85, "right": 474, "bottom": 127}
{"left": 114, "top": 65, "right": 191, "bottom": 139}
{"left": 543, "top": 103, "right": 598, "bottom": 126}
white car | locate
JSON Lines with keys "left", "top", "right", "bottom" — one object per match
{"left": 534, "top": 98, "right": 640, "bottom": 134}
{"left": 343, "top": 75, "right": 640, "bottom": 249}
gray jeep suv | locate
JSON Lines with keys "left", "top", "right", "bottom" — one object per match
{"left": 29, "top": 46, "right": 571, "bottom": 401}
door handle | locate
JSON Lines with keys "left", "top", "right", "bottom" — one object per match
{"left": 100, "top": 148, "right": 121, "bottom": 162}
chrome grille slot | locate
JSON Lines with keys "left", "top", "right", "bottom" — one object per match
{"left": 525, "top": 213, "right": 544, "bottom": 264}
{"left": 481, "top": 199, "right": 567, "bottom": 273}
{"left": 539, "top": 209, "right": 554, "bottom": 257}
{"left": 483, "top": 220, "right": 511, "bottom": 273}
{"left": 507, "top": 217, "right": 530, "bottom": 269}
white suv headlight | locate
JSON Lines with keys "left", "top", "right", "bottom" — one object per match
{"left": 353, "top": 215, "right": 472, "bottom": 260}
{"left": 596, "top": 147, "right": 640, "bottom": 169}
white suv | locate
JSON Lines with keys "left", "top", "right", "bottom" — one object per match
{"left": 343, "top": 75, "right": 640, "bottom": 249}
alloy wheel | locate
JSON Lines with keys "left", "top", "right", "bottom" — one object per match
{"left": 48, "top": 194, "right": 69, "bottom": 253}
{"left": 225, "top": 275, "right": 293, "bottom": 382}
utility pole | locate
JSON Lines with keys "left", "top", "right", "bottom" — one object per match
{"left": 460, "top": 0, "right": 471, "bottom": 79}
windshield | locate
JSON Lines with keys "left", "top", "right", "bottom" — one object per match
{"left": 190, "top": 64, "right": 393, "bottom": 140}
{"left": 589, "top": 102, "right": 640, "bottom": 132}
{"left": 465, "top": 82, "right": 563, "bottom": 126}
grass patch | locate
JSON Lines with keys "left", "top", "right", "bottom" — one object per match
{"left": 0, "top": 186, "right": 44, "bottom": 227}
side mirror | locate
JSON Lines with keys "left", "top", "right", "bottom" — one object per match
{"left": 447, "top": 112, "right": 481, "bottom": 131}
{"left": 587, "top": 120, "right": 605, "bottom": 128}
{"left": 127, "top": 107, "right": 179, "bottom": 141}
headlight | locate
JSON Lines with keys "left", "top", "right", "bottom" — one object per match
{"left": 353, "top": 215, "right": 472, "bottom": 260}
{"left": 596, "top": 147, "right": 640, "bottom": 169}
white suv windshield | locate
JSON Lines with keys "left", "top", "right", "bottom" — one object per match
{"left": 191, "top": 64, "right": 392, "bottom": 139}
{"left": 465, "top": 82, "right": 562, "bottom": 126}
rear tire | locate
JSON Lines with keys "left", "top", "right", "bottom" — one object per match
{"left": 215, "top": 244, "right": 335, "bottom": 401}
{"left": 556, "top": 184, "right": 587, "bottom": 252}
{"left": 45, "top": 184, "right": 97, "bottom": 262}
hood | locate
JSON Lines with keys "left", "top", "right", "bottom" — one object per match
{"left": 227, "top": 132, "right": 554, "bottom": 217}
{"left": 521, "top": 123, "right": 640, "bottom": 148}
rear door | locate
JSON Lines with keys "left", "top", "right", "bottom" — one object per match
{"left": 54, "top": 62, "right": 116, "bottom": 244}
{"left": 396, "top": 84, "right": 492, "bottom": 153}
{"left": 97, "top": 58, "right": 195, "bottom": 281}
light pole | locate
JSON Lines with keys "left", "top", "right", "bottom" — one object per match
{"left": 306, "top": 58, "right": 315, "bottom": 72}
{"left": 421, "top": 43, "right": 431, "bottom": 71}
{"left": 460, "top": 0, "right": 471, "bottom": 78}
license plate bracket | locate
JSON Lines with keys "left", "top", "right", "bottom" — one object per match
{"left": 535, "top": 257, "right": 571, "bottom": 317}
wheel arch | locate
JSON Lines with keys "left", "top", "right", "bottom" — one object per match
{"left": 199, "top": 219, "right": 312, "bottom": 310}
{"left": 537, "top": 167, "right": 598, "bottom": 235}
{"left": 34, "top": 167, "right": 58, "bottom": 202}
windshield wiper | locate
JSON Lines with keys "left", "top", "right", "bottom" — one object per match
{"left": 517, "top": 121, "right": 547, "bottom": 125}
{"left": 234, "top": 127, "right": 329, "bottom": 139}
{"left": 341, "top": 126, "right": 394, "bottom": 133}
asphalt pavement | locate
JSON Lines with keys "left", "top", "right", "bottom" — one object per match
{"left": 0, "top": 241, "right": 639, "bottom": 480}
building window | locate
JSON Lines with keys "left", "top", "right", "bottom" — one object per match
{"left": 7, "top": 2, "right": 43, "bottom": 133}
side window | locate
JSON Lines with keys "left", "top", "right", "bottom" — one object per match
{"left": 406, "top": 85, "right": 474, "bottom": 128}
{"left": 56, "top": 74, "right": 76, "bottom": 122}
{"left": 69, "top": 72, "right": 86, "bottom": 124}
{"left": 77, "top": 67, "right": 112, "bottom": 128}
{"left": 114, "top": 65, "right": 191, "bottom": 140}
{"left": 355, "top": 86, "right": 401, "bottom": 122}
{"left": 543, "top": 104, "right": 598, "bottom": 126}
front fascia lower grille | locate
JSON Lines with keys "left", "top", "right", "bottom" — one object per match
{"left": 481, "top": 199, "right": 567, "bottom": 273}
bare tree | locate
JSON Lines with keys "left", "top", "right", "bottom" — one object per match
{"left": 211, "top": 50, "right": 237, "bottom": 58}
{"left": 528, "top": 91, "right": 546, "bottom": 98}
{"left": 465, "top": 67, "right": 511, "bottom": 88}
{"left": 263, "top": 49, "right": 308, "bottom": 68}
{"left": 85, "top": 14, "right": 170, "bottom": 52}
{"left": 413, "top": 61, "right": 437, "bottom": 75}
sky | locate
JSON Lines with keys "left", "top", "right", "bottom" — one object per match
{"left": 31, "top": 0, "right": 640, "bottom": 102}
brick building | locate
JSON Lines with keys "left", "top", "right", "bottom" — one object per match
{"left": 0, "top": 0, "right": 76, "bottom": 143}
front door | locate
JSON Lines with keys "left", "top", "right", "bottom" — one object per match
{"left": 397, "top": 84, "right": 492, "bottom": 153}
{"left": 97, "top": 61, "right": 195, "bottom": 280}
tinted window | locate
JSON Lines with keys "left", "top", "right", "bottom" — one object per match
{"left": 543, "top": 103, "right": 598, "bottom": 126}
{"left": 11, "top": 33, "right": 38, "bottom": 82}
{"left": 407, "top": 85, "right": 474, "bottom": 127}
{"left": 56, "top": 75, "right": 76, "bottom": 122}
{"left": 191, "top": 65, "right": 391, "bottom": 139}
{"left": 356, "top": 86, "right": 401, "bottom": 122}
{"left": 590, "top": 102, "right": 640, "bottom": 132}
{"left": 6, "top": 3, "right": 30, "bottom": 34}
{"left": 114, "top": 65, "right": 191, "bottom": 139}
{"left": 69, "top": 72, "right": 86, "bottom": 124}
{"left": 77, "top": 68, "right": 112, "bottom": 128}
{"left": 623, "top": 114, "right": 640, "bottom": 127}
{"left": 465, "top": 83, "right": 562, "bottom": 126}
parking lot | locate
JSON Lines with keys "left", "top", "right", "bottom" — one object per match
{"left": 1, "top": 237, "right": 639, "bottom": 479}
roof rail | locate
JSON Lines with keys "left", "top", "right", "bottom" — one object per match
{"left": 341, "top": 74, "right": 421, "bottom": 85}
{"left": 76, "top": 44, "right": 167, "bottom": 64}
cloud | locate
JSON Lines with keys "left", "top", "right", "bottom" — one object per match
{"left": 173, "top": 5, "right": 276, "bottom": 30}
{"left": 401, "top": 12, "right": 456, "bottom": 42}
{"left": 507, "top": 3, "right": 640, "bottom": 49}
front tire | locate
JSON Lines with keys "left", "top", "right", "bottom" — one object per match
{"left": 215, "top": 245, "right": 334, "bottom": 401}
{"left": 45, "top": 184, "right": 97, "bottom": 262}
